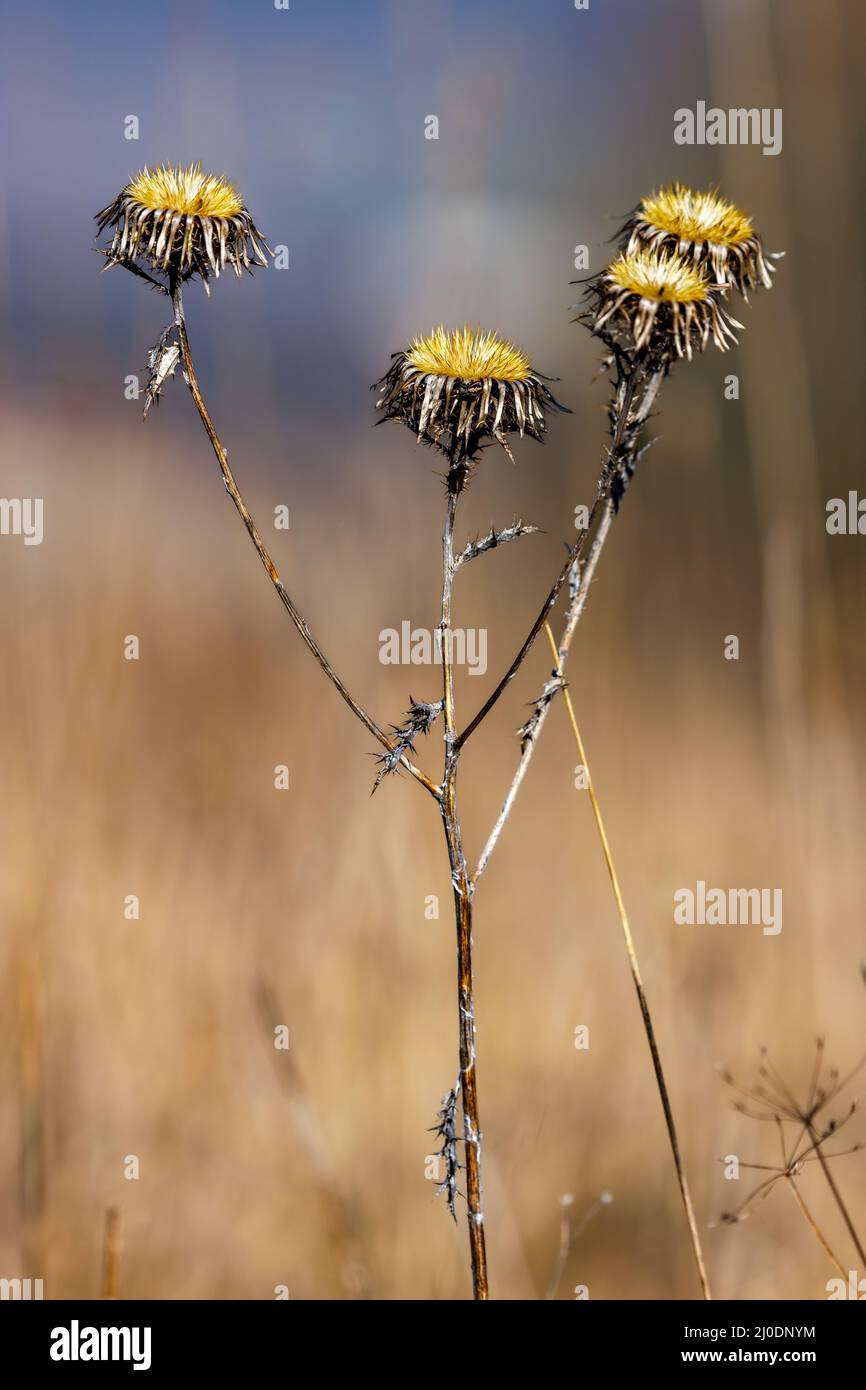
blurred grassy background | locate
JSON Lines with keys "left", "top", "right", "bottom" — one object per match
{"left": 0, "top": 0, "right": 864, "bottom": 1298}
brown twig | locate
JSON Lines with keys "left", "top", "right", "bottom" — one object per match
{"left": 455, "top": 533, "right": 584, "bottom": 751}
{"left": 168, "top": 275, "right": 441, "bottom": 801}
{"left": 438, "top": 462, "right": 489, "bottom": 1299}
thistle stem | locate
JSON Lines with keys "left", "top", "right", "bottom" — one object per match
{"left": 440, "top": 467, "right": 489, "bottom": 1300}
{"left": 472, "top": 359, "right": 713, "bottom": 1299}
{"left": 168, "top": 276, "right": 440, "bottom": 800}
{"left": 472, "top": 363, "right": 664, "bottom": 886}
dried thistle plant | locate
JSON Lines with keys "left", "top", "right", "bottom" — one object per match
{"left": 372, "top": 323, "right": 570, "bottom": 1299}
{"left": 477, "top": 185, "right": 780, "bottom": 881}
{"left": 719, "top": 1040, "right": 866, "bottom": 1277}
{"left": 96, "top": 168, "right": 778, "bottom": 1301}
{"left": 468, "top": 185, "right": 780, "bottom": 1300}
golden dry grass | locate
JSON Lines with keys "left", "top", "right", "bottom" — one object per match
{"left": 0, "top": 395, "right": 863, "bottom": 1300}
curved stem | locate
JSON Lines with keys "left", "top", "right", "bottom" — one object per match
{"left": 455, "top": 532, "right": 585, "bottom": 751}
{"left": 472, "top": 498, "right": 614, "bottom": 885}
{"left": 472, "top": 363, "right": 664, "bottom": 883}
{"left": 168, "top": 278, "right": 440, "bottom": 800}
{"left": 544, "top": 621, "right": 712, "bottom": 1299}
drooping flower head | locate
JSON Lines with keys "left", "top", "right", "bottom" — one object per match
{"left": 95, "top": 162, "right": 269, "bottom": 289}
{"left": 374, "top": 325, "right": 567, "bottom": 467}
{"left": 586, "top": 247, "right": 742, "bottom": 359}
{"left": 620, "top": 184, "right": 778, "bottom": 294}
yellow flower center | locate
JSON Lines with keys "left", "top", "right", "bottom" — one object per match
{"left": 607, "top": 248, "right": 710, "bottom": 304}
{"left": 640, "top": 184, "right": 754, "bottom": 246}
{"left": 406, "top": 326, "right": 532, "bottom": 382}
{"left": 125, "top": 162, "right": 244, "bottom": 218}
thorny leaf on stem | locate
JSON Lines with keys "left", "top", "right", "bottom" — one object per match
{"left": 143, "top": 324, "right": 182, "bottom": 418}
{"left": 517, "top": 671, "right": 567, "bottom": 754}
{"left": 453, "top": 519, "right": 541, "bottom": 571}
{"left": 429, "top": 1083, "right": 461, "bottom": 1222}
{"left": 372, "top": 696, "right": 444, "bottom": 794}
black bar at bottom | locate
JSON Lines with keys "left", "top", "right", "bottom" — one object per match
{"left": 1, "top": 1297, "right": 860, "bottom": 1374}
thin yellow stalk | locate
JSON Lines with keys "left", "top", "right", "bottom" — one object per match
{"left": 543, "top": 622, "right": 712, "bottom": 1300}
{"left": 785, "top": 1177, "right": 847, "bottom": 1280}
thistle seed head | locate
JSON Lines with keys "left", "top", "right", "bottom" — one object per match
{"left": 95, "top": 161, "right": 270, "bottom": 289}
{"left": 621, "top": 184, "right": 779, "bottom": 295}
{"left": 373, "top": 325, "right": 567, "bottom": 468}
{"left": 586, "top": 248, "right": 742, "bottom": 360}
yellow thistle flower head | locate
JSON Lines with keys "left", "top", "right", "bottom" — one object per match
{"left": 406, "top": 326, "right": 533, "bottom": 383}
{"left": 621, "top": 183, "right": 779, "bottom": 294}
{"left": 588, "top": 248, "right": 742, "bottom": 360}
{"left": 125, "top": 163, "right": 245, "bottom": 220}
{"left": 607, "top": 248, "right": 711, "bottom": 304}
{"left": 639, "top": 185, "right": 754, "bottom": 247}
{"left": 95, "top": 161, "right": 270, "bottom": 291}
{"left": 375, "top": 325, "right": 566, "bottom": 469}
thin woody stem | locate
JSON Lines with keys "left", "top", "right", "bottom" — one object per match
{"left": 439, "top": 465, "right": 489, "bottom": 1300}
{"left": 542, "top": 621, "right": 712, "bottom": 1300}
{"left": 472, "top": 363, "right": 664, "bottom": 884}
{"left": 168, "top": 277, "right": 440, "bottom": 801}
{"left": 441, "top": 487, "right": 459, "bottom": 741}
{"left": 807, "top": 1121, "right": 866, "bottom": 1266}
{"left": 472, "top": 498, "right": 614, "bottom": 885}
{"left": 455, "top": 534, "right": 584, "bottom": 751}
{"left": 785, "top": 1176, "right": 848, "bottom": 1279}
{"left": 457, "top": 357, "right": 655, "bottom": 754}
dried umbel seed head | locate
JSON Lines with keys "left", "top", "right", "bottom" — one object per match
{"left": 621, "top": 184, "right": 778, "bottom": 295}
{"left": 95, "top": 162, "right": 269, "bottom": 289}
{"left": 374, "top": 326, "right": 567, "bottom": 467}
{"left": 587, "top": 248, "right": 742, "bottom": 359}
